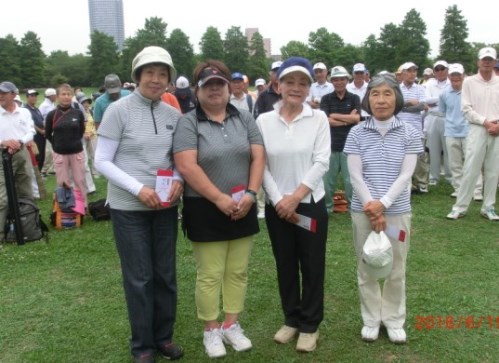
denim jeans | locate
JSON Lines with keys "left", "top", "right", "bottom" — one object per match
{"left": 110, "top": 207, "right": 178, "bottom": 357}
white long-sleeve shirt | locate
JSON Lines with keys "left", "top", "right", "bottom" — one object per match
{"left": 461, "top": 72, "right": 499, "bottom": 125}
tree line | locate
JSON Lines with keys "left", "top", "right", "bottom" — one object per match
{"left": 0, "top": 5, "right": 497, "bottom": 90}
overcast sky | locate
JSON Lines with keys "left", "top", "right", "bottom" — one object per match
{"left": 3, "top": 0, "right": 496, "bottom": 62}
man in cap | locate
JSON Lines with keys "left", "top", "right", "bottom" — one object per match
{"left": 347, "top": 63, "right": 369, "bottom": 120}
{"left": 173, "top": 76, "right": 196, "bottom": 114}
{"left": 307, "top": 62, "right": 333, "bottom": 109}
{"left": 419, "top": 68, "right": 434, "bottom": 85}
{"left": 229, "top": 71, "right": 254, "bottom": 113}
{"left": 253, "top": 60, "right": 282, "bottom": 119}
{"left": 0, "top": 81, "right": 36, "bottom": 241}
{"left": 439, "top": 63, "right": 482, "bottom": 199}
{"left": 24, "top": 89, "right": 46, "bottom": 172}
{"left": 320, "top": 66, "right": 361, "bottom": 213}
{"left": 93, "top": 74, "right": 131, "bottom": 128}
{"left": 254, "top": 78, "right": 267, "bottom": 96}
{"left": 397, "top": 62, "right": 428, "bottom": 194}
{"left": 425, "top": 60, "right": 451, "bottom": 186}
{"left": 39, "top": 88, "right": 57, "bottom": 176}
{"left": 446, "top": 47, "right": 499, "bottom": 221}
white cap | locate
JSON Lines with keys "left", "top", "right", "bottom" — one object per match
{"left": 478, "top": 47, "right": 497, "bottom": 60}
{"left": 131, "top": 46, "right": 176, "bottom": 83}
{"left": 423, "top": 68, "right": 433, "bottom": 76}
{"left": 433, "top": 60, "right": 448, "bottom": 69}
{"left": 271, "top": 61, "right": 283, "bottom": 71}
{"left": 401, "top": 62, "right": 418, "bottom": 71}
{"left": 45, "top": 88, "right": 56, "bottom": 97}
{"left": 255, "top": 78, "right": 266, "bottom": 87}
{"left": 14, "top": 95, "right": 22, "bottom": 103}
{"left": 175, "top": 76, "right": 189, "bottom": 89}
{"left": 330, "top": 66, "right": 351, "bottom": 79}
{"left": 448, "top": 63, "right": 465, "bottom": 75}
{"left": 352, "top": 63, "right": 367, "bottom": 72}
{"left": 313, "top": 62, "right": 327, "bottom": 70}
{"left": 362, "top": 231, "right": 393, "bottom": 279}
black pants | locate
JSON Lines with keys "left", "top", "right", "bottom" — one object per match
{"left": 265, "top": 198, "right": 328, "bottom": 333}
{"left": 34, "top": 133, "right": 45, "bottom": 171}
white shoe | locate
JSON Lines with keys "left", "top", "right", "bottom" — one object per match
{"left": 446, "top": 209, "right": 465, "bottom": 220}
{"left": 222, "top": 322, "right": 252, "bottom": 352}
{"left": 480, "top": 209, "right": 499, "bottom": 221}
{"left": 473, "top": 193, "right": 483, "bottom": 201}
{"left": 429, "top": 179, "right": 437, "bottom": 186}
{"left": 387, "top": 327, "right": 406, "bottom": 344}
{"left": 419, "top": 185, "right": 428, "bottom": 193}
{"left": 203, "top": 328, "right": 227, "bottom": 358}
{"left": 274, "top": 325, "right": 298, "bottom": 344}
{"left": 257, "top": 212, "right": 265, "bottom": 219}
{"left": 296, "top": 331, "right": 319, "bottom": 352}
{"left": 450, "top": 191, "right": 458, "bottom": 198}
{"left": 361, "top": 326, "right": 379, "bottom": 342}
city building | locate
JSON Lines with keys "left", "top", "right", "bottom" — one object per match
{"left": 245, "top": 28, "right": 271, "bottom": 58}
{"left": 88, "top": 0, "right": 125, "bottom": 50}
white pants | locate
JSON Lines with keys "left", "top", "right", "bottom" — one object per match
{"left": 351, "top": 212, "right": 411, "bottom": 329}
{"left": 445, "top": 137, "right": 482, "bottom": 195}
{"left": 453, "top": 124, "right": 499, "bottom": 212}
{"left": 427, "top": 114, "right": 450, "bottom": 182}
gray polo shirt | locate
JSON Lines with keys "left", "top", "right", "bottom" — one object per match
{"left": 173, "top": 104, "right": 263, "bottom": 197}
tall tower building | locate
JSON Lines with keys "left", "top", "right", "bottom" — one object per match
{"left": 88, "top": 0, "right": 125, "bottom": 50}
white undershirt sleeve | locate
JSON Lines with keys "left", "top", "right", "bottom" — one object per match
{"left": 379, "top": 154, "right": 417, "bottom": 209}
{"left": 94, "top": 136, "right": 144, "bottom": 196}
{"left": 347, "top": 154, "right": 373, "bottom": 206}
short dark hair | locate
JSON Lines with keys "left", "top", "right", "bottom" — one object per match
{"left": 362, "top": 74, "right": 404, "bottom": 116}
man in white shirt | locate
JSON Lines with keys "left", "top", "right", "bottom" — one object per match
{"left": 0, "top": 81, "right": 36, "bottom": 240}
{"left": 347, "top": 63, "right": 369, "bottom": 120}
{"left": 307, "top": 62, "right": 333, "bottom": 109}
{"left": 229, "top": 71, "right": 254, "bottom": 113}
{"left": 446, "top": 47, "right": 499, "bottom": 221}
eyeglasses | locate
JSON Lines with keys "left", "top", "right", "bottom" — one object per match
{"left": 434, "top": 67, "right": 446, "bottom": 72}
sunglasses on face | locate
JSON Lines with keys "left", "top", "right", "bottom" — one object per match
{"left": 434, "top": 67, "right": 446, "bottom": 72}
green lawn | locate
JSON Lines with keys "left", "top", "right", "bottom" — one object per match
{"left": 0, "top": 176, "right": 498, "bottom": 363}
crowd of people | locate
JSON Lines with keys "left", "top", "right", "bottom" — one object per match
{"left": 0, "top": 44, "right": 498, "bottom": 362}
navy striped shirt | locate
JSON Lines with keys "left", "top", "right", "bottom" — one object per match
{"left": 344, "top": 117, "right": 423, "bottom": 214}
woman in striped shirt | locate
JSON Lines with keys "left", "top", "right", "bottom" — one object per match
{"left": 344, "top": 74, "right": 423, "bottom": 345}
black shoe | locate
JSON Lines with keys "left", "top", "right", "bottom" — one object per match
{"left": 132, "top": 353, "right": 155, "bottom": 363}
{"left": 157, "top": 343, "right": 183, "bottom": 360}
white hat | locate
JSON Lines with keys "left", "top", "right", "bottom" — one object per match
{"left": 45, "top": 88, "right": 56, "bottom": 97}
{"left": 423, "top": 68, "right": 433, "bottom": 76}
{"left": 313, "top": 62, "right": 327, "bottom": 70}
{"left": 433, "top": 60, "right": 448, "bottom": 69}
{"left": 352, "top": 63, "right": 367, "bottom": 73}
{"left": 271, "top": 61, "right": 283, "bottom": 71}
{"left": 478, "top": 47, "right": 497, "bottom": 60}
{"left": 131, "top": 46, "right": 176, "bottom": 83}
{"left": 330, "top": 66, "right": 351, "bottom": 79}
{"left": 401, "top": 62, "right": 418, "bottom": 71}
{"left": 14, "top": 95, "right": 22, "bottom": 104}
{"left": 362, "top": 231, "right": 393, "bottom": 279}
{"left": 255, "top": 78, "right": 266, "bottom": 87}
{"left": 448, "top": 63, "right": 465, "bottom": 75}
{"left": 175, "top": 76, "right": 190, "bottom": 89}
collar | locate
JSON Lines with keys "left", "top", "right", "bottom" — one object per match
{"left": 274, "top": 101, "right": 314, "bottom": 121}
{"left": 363, "top": 116, "right": 403, "bottom": 131}
{"left": 196, "top": 103, "right": 240, "bottom": 122}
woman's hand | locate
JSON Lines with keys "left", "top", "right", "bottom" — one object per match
{"left": 167, "top": 180, "right": 184, "bottom": 203}
{"left": 138, "top": 186, "right": 163, "bottom": 209}
{"left": 275, "top": 194, "right": 300, "bottom": 221}
{"left": 231, "top": 194, "right": 254, "bottom": 221}
{"left": 364, "top": 200, "right": 386, "bottom": 232}
{"left": 214, "top": 194, "right": 239, "bottom": 217}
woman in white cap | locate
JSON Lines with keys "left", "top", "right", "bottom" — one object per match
{"left": 95, "top": 46, "right": 184, "bottom": 363}
{"left": 256, "top": 57, "right": 330, "bottom": 352}
{"left": 344, "top": 74, "right": 423, "bottom": 344}
{"left": 173, "top": 60, "right": 265, "bottom": 359}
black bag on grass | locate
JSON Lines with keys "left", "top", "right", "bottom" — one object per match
{"left": 5, "top": 198, "right": 49, "bottom": 243}
{"left": 88, "top": 199, "right": 110, "bottom": 221}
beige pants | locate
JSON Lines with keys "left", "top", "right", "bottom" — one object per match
{"left": 351, "top": 212, "right": 411, "bottom": 329}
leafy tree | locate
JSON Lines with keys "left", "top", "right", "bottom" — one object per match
{"left": 438, "top": 5, "right": 474, "bottom": 71}
{"left": 121, "top": 17, "right": 169, "bottom": 82}
{"left": 45, "top": 51, "right": 82, "bottom": 86}
{"left": 167, "top": 29, "right": 195, "bottom": 81}
{"left": 199, "top": 26, "right": 224, "bottom": 61}
{"left": 0, "top": 35, "right": 21, "bottom": 86}
{"left": 397, "top": 9, "right": 430, "bottom": 69}
{"left": 247, "top": 32, "right": 269, "bottom": 83}
{"left": 19, "top": 31, "right": 45, "bottom": 88}
{"left": 364, "top": 24, "right": 402, "bottom": 74}
{"left": 88, "top": 31, "right": 120, "bottom": 86}
{"left": 280, "top": 41, "right": 310, "bottom": 59}
{"left": 308, "top": 28, "right": 344, "bottom": 68}
{"left": 334, "top": 44, "right": 365, "bottom": 72}
{"left": 224, "top": 26, "right": 249, "bottom": 73}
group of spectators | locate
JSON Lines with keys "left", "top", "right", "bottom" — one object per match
{"left": 0, "top": 44, "right": 497, "bottom": 363}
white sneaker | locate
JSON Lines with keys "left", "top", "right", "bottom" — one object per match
{"left": 203, "top": 328, "right": 227, "bottom": 358}
{"left": 257, "top": 212, "right": 265, "bottom": 219}
{"left": 387, "top": 327, "right": 406, "bottom": 344}
{"left": 446, "top": 209, "right": 465, "bottom": 220}
{"left": 419, "top": 185, "right": 428, "bottom": 193}
{"left": 473, "top": 193, "right": 483, "bottom": 201}
{"left": 361, "top": 326, "right": 379, "bottom": 342}
{"left": 480, "top": 209, "right": 499, "bottom": 221}
{"left": 222, "top": 322, "right": 252, "bottom": 352}
{"left": 296, "top": 331, "right": 319, "bottom": 352}
{"left": 450, "top": 191, "right": 458, "bottom": 198}
{"left": 429, "top": 179, "right": 437, "bottom": 186}
{"left": 274, "top": 325, "right": 298, "bottom": 344}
